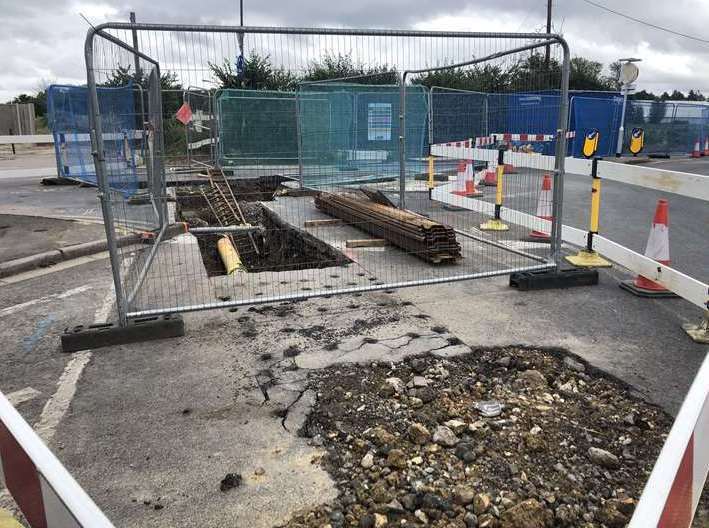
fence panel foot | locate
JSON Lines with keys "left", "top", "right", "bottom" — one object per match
{"left": 61, "top": 314, "right": 185, "bottom": 353}
{"left": 509, "top": 267, "right": 599, "bottom": 291}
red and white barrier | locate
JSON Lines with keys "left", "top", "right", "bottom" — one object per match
{"left": 629, "top": 354, "right": 709, "bottom": 528}
{"left": 474, "top": 131, "right": 576, "bottom": 147}
{"left": 436, "top": 132, "right": 577, "bottom": 150}
{"left": 0, "top": 391, "right": 114, "bottom": 528}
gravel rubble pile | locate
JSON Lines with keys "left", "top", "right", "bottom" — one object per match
{"left": 280, "top": 346, "right": 708, "bottom": 528}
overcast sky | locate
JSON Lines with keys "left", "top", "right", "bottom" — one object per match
{"left": 2, "top": 0, "right": 709, "bottom": 101}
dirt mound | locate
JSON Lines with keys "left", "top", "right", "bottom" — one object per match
{"left": 283, "top": 347, "right": 708, "bottom": 528}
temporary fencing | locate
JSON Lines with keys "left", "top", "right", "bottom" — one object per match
{"left": 216, "top": 88, "right": 297, "bottom": 169}
{"left": 298, "top": 81, "right": 428, "bottom": 188}
{"left": 83, "top": 22, "right": 570, "bottom": 325}
{"left": 47, "top": 84, "right": 140, "bottom": 193}
{"left": 0, "top": 391, "right": 114, "bottom": 527}
{"left": 431, "top": 143, "right": 709, "bottom": 311}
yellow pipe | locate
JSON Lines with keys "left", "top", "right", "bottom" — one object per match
{"left": 590, "top": 177, "right": 601, "bottom": 233}
{"left": 427, "top": 155, "right": 434, "bottom": 189}
{"left": 495, "top": 165, "right": 504, "bottom": 205}
{"left": 217, "top": 236, "right": 243, "bottom": 275}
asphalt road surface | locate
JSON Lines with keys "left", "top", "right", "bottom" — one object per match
{"left": 0, "top": 154, "right": 706, "bottom": 528}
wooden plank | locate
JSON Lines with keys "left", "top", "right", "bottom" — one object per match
{"left": 303, "top": 218, "right": 343, "bottom": 228}
{"left": 346, "top": 239, "right": 388, "bottom": 248}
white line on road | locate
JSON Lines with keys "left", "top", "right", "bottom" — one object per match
{"left": 6, "top": 387, "right": 42, "bottom": 406}
{"left": 32, "top": 257, "right": 130, "bottom": 443}
{"left": 0, "top": 285, "right": 93, "bottom": 318}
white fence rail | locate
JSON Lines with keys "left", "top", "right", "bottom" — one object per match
{"left": 431, "top": 144, "right": 709, "bottom": 310}
{"left": 0, "top": 391, "right": 114, "bottom": 527}
{"left": 433, "top": 141, "right": 709, "bottom": 527}
{"left": 629, "top": 353, "right": 709, "bottom": 528}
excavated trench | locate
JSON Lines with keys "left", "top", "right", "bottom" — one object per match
{"left": 176, "top": 177, "right": 350, "bottom": 277}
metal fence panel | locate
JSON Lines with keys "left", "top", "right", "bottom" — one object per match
{"left": 85, "top": 24, "right": 569, "bottom": 322}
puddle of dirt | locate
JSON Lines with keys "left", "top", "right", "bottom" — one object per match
{"left": 176, "top": 179, "right": 351, "bottom": 276}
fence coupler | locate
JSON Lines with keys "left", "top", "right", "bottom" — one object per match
{"left": 509, "top": 267, "right": 599, "bottom": 291}
{"left": 60, "top": 314, "right": 185, "bottom": 353}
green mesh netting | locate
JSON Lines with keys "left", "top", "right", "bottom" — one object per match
{"left": 216, "top": 89, "right": 298, "bottom": 167}
{"left": 297, "top": 83, "right": 429, "bottom": 188}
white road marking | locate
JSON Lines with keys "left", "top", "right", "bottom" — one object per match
{"left": 0, "top": 285, "right": 93, "bottom": 318}
{"left": 6, "top": 387, "right": 41, "bottom": 406}
{"left": 32, "top": 257, "right": 131, "bottom": 443}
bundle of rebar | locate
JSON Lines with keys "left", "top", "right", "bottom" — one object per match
{"left": 315, "top": 193, "right": 462, "bottom": 264}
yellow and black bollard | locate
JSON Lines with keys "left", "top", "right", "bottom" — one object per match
{"left": 565, "top": 158, "right": 611, "bottom": 267}
{"left": 480, "top": 147, "right": 509, "bottom": 231}
{"left": 427, "top": 154, "right": 435, "bottom": 199}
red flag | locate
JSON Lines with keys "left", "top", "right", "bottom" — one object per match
{"left": 175, "top": 102, "right": 193, "bottom": 125}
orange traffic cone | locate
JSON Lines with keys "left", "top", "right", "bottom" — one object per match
{"left": 529, "top": 173, "right": 553, "bottom": 240}
{"left": 620, "top": 199, "right": 677, "bottom": 297}
{"left": 691, "top": 138, "right": 702, "bottom": 158}
{"left": 703, "top": 136, "right": 709, "bottom": 156}
{"left": 502, "top": 163, "right": 518, "bottom": 174}
{"left": 453, "top": 161, "right": 483, "bottom": 197}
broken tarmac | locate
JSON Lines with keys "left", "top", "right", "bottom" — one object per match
{"left": 1, "top": 250, "right": 705, "bottom": 527}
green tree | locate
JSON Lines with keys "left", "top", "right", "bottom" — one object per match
{"left": 630, "top": 89, "right": 658, "bottom": 101}
{"left": 412, "top": 64, "right": 510, "bottom": 93}
{"left": 209, "top": 53, "right": 299, "bottom": 90}
{"left": 11, "top": 90, "right": 47, "bottom": 117}
{"left": 687, "top": 89, "right": 705, "bottom": 101}
{"left": 302, "top": 53, "right": 396, "bottom": 84}
{"left": 569, "top": 57, "right": 616, "bottom": 91}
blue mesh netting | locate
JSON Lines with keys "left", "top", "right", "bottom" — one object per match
{"left": 568, "top": 96, "right": 624, "bottom": 157}
{"left": 430, "top": 88, "right": 487, "bottom": 144}
{"left": 297, "top": 83, "right": 429, "bottom": 188}
{"left": 47, "top": 83, "right": 138, "bottom": 195}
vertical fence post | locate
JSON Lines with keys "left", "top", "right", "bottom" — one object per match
{"left": 398, "top": 72, "right": 407, "bottom": 210}
{"left": 550, "top": 38, "right": 570, "bottom": 267}
{"left": 295, "top": 90, "right": 304, "bottom": 189}
{"left": 85, "top": 29, "right": 128, "bottom": 327}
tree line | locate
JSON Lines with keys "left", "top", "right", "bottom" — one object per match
{"left": 5, "top": 51, "right": 705, "bottom": 119}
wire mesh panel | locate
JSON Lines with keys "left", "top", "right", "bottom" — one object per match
{"left": 298, "top": 82, "right": 428, "bottom": 188}
{"left": 85, "top": 24, "right": 569, "bottom": 323}
{"left": 430, "top": 87, "right": 488, "bottom": 145}
{"left": 216, "top": 89, "right": 298, "bottom": 170}
{"left": 47, "top": 83, "right": 138, "bottom": 191}
{"left": 568, "top": 95, "right": 623, "bottom": 157}
{"left": 624, "top": 101, "right": 709, "bottom": 156}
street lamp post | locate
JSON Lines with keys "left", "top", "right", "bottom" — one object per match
{"left": 616, "top": 58, "right": 641, "bottom": 157}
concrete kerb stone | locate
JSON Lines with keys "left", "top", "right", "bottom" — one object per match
{"left": 0, "top": 234, "right": 140, "bottom": 278}
{"left": 0, "top": 250, "right": 63, "bottom": 277}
